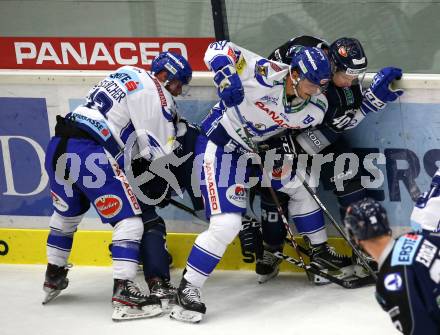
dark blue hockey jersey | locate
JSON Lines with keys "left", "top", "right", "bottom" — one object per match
{"left": 268, "top": 35, "right": 365, "bottom": 155}
{"left": 375, "top": 232, "right": 440, "bottom": 334}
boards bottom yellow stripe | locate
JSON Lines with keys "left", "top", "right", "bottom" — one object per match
{"left": 0, "top": 228, "right": 351, "bottom": 272}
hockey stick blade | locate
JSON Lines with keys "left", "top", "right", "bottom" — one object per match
{"left": 271, "top": 251, "right": 373, "bottom": 289}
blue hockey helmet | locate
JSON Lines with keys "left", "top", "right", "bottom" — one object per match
{"left": 329, "top": 38, "right": 367, "bottom": 76}
{"left": 151, "top": 52, "right": 192, "bottom": 85}
{"left": 289, "top": 46, "right": 331, "bottom": 87}
{"left": 344, "top": 198, "right": 392, "bottom": 242}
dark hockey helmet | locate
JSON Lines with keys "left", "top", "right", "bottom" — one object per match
{"left": 290, "top": 46, "right": 331, "bottom": 87}
{"left": 344, "top": 198, "right": 392, "bottom": 243}
{"left": 329, "top": 38, "right": 367, "bottom": 76}
{"left": 151, "top": 52, "right": 192, "bottom": 85}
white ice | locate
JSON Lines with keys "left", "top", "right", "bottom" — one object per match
{"left": 0, "top": 265, "right": 399, "bottom": 335}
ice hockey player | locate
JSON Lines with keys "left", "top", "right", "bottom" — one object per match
{"left": 43, "top": 51, "right": 192, "bottom": 321}
{"left": 126, "top": 53, "right": 205, "bottom": 310}
{"left": 344, "top": 198, "right": 440, "bottom": 334}
{"left": 169, "top": 40, "right": 332, "bottom": 323}
{"left": 243, "top": 36, "right": 403, "bottom": 284}
{"left": 410, "top": 168, "right": 440, "bottom": 234}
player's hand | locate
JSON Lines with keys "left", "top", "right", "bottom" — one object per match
{"left": 362, "top": 67, "right": 404, "bottom": 113}
{"left": 213, "top": 65, "right": 244, "bottom": 107}
{"left": 258, "top": 132, "right": 302, "bottom": 156}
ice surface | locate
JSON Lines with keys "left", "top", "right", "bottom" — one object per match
{"left": 0, "top": 265, "right": 398, "bottom": 335}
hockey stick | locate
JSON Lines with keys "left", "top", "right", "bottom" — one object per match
{"left": 169, "top": 197, "right": 374, "bottom": 288}
{"left": 294, "top": 172, "right": 378, "bottom": 280}
{"left": 270, "top": 251, "right": 375, "bottom": 289}
{"left": 231, "top": 105, "right": 309, "bottom": 270}
{"left": 169, "top": 198, "right": 206, "bottom": 221}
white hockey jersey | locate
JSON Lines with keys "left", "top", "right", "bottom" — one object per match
{"left": 203, "top": 41, "right": 328, "bottom": 150}
{"left": 70, "top": 65, "right": 178, "bottom": 161}
{"left": 411, "top": 168, "right": 440, "bottom": 232}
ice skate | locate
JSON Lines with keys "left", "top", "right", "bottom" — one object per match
{"left": 112, "top": 279, "right": 162, "bottom": 321}
{"left": 256, "top": 244, "right": 283, "bottom": 284}
{"left": 308, "top": 242, "right": 354, "bottom": 285}
{"left": 147, "top": 277, "right": 177, "bottom": 311}
{"left": 170, "top": 278, "right": 206, "bottom": 323}
{"left": 42, "top": 263, "right": 70, "bottom": 305}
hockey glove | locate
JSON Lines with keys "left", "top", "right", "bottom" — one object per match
{"left": 361, "top": 66, "right": 404, "bottom": 114}
{"left": 258, "top": 132, "right": 303, "bottom": 181}
{"left": 258, "top": 132, "right": 301, "bottom": 156}
{"left": 213, "top": 65, "right": 244, "bottom": 107}
{"left": 239, "top": 216, "right": 263, "bottom": 259}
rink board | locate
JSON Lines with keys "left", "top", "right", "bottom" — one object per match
{"left": 1, "top": 71, "right": 440, "bottom": 261}
{"left": 0, "top": 228, "right": 351, "bottom": 270}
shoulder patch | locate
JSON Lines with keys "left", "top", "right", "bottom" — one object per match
{"left": 384, "top": 273, "right": 403, "bottom": 291}
{"left": 236, "top": 54, "right": 246, "bottom": 75}
{"left": 109, "top": 68, "right": 143, "bottom": 94}
{"left": 391, "top": 233, "right": 423, "bottom": 266}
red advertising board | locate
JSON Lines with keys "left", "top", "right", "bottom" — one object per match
{"left": 0, "top": 37, "right": 215, "bottom": 71}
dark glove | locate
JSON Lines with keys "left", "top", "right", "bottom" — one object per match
{"left": 239, "top": 216, "right": 264, "bottom": 262}
{"left": 213, "top": 65, "right": 244, "bottom": 107}
{"left": 258, "top": 132, "right": 300, "bottom": 156}
{"left": 258, "top": 132, "right": 303, "bottom": 179}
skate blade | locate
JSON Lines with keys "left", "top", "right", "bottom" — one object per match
{"left": 339, "top": 265, "right": 356, "bottom": 278}
{"left": 159, "top": 297, "right": 177, "bottom": 313}
{"left": 353, "top": 264, "right": 373, "bottom": 278}
{"left": 310, "top": 265, "right": 359, "bottom": 286}
{"left": 257, "top": 268, "right": 280, "bottom": 284}
{"left": 169, "top": 305, "right": 203, "bottom": 323}
{"left": 112, "top": 304, "right": 162, "bottom": 321}
{"left": 42, "top": 289, "right": 61, "bottom": 305}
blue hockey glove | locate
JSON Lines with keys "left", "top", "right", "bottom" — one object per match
{"left": 361, "top": 66, "right": 404, "bottom": 113}
{"left": 213, "top": 64, "right": 244, "bottom": 107}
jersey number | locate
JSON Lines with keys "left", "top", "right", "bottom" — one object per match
{"left": 85, "top": 89, "right": 113, "bottom": 116}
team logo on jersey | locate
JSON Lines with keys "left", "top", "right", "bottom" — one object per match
{"left": 50, "top": 191, "right": 69, "bottom": 212}
{"left": 226, "top": 184, "right": 246, "bottom": 208}
{"left": 391, "top": 233, "right": 422, "bottom": 266}
{"left": 384, "top": 273, "right": 403, "bottom": 291}
{"left": 94, "top": 194, "right": 123, "bottom": 218}
{"left": 125, "top": 81, "right": 138, "bottom": 92}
